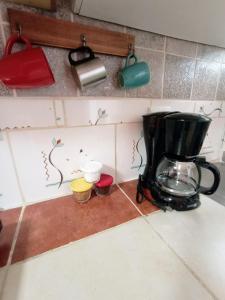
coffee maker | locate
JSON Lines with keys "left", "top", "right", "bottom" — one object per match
{"left": 137, "top": 112, "right": 220, "bottom": 211}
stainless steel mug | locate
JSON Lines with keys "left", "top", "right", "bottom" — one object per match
{"left": 68, "top": 46, "right": 107, "bottom": 90}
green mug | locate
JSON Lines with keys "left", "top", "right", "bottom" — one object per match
{"left": 118, "top": 54, "right": 150, "bottom": 89}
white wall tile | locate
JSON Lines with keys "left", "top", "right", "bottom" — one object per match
{"left": 0, "top": 99, "right": 55, "bottom": 129}
{"left": 151, "top": 100, "right": 195, "bottom": 113}
{"left": 64, "top": 98, "right": 151, "bottom": 126}
{"left": 54, "top": 100, "right": 65, "bottom": 127}
{"left": 193, "top": 101, "right": 225, "bottom": 161}
{"left": 194, "top": 101, "right": 222, "bottom": 117}
{"left": 201, "top": 117, "right": 225, "bottom": 161}
{"left": 0, "top": 132, "right": 22, "bottom": 209}
{"left": 9, "top": 126, "right": 115, "bottom": 203}
{"left": 116, "top": 123, "right": 146, "bottom": 182}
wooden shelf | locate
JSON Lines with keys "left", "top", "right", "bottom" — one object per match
{"left": 8, "top": 9, "right": 135, "bottom": 57}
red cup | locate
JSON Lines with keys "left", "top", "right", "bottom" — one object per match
{"left": 0, "top": 34, "right": 55, "bottom": 88}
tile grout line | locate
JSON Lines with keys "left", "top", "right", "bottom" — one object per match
{"left": 160, "top": 36, "right": 167, "bottom": 99}
{"left": 136, "top": 46, "right": 164, "bottom": 53}
{"left": 0, "top": 21, "right": 9, "bottom": 26}
{"left": 0, "top": 206, "right": 26, "bottom": 300}
{"left": 76, "top": 87, "right": 81, "bottom": 97}
{"left": 166, "top": 51, "right": 198, "bottom": 60}
{"left": 190, "top": 43, "right": 198, "bottom": 100}
{"left": 12, "top": 89, "right": 17, "bottom": 97}
{"left": 214, "top": 63, "right": 222, "bottom": 101}
{"left": 143, "top": 217, "right": 219, "bottom": 300}
{"left": 62, "top": 99, "right": 69, "bottom": 127}
{"left": 0, "top": 17, "right": 17, "bottom": 97}
{"left": 0, "top": 12, "right": 6, "bottom": 46}
{"left": 14, "top": 191, "right": 73, "bottom": 207}
{"left": 5, "top": 132, "right": 26, "bottom": 205}
{"left": 135, "top": 44, "right": 217, "bottom": 62}
{"left": 114, "top": 124, "right": 117, "bottom": 183}
{"left": 61, "top": 99, "right": 67, "bottom": 127}
{"left": 52, "top": 100, "right": 58, "bottom": 127}
{"left": 116, "top": 184, "right": 144, "bottom": 217}
{"left": 6, "top": 206, "right": 25, "bottom": 265}
{"left": 0, "top": 96, "right": 220, "bottom": 101}
{"left": 70, "top": 11, "right": 73, "bottom": 23}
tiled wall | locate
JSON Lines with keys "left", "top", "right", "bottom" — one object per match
{"left": 0, "top": 97, "right": 225, "bottom": 210}
{"left": 1, "top": 1, "right": 225, "bottom": 210}
{"left": 1, "top": 0, "right": 225, "bottom": 99}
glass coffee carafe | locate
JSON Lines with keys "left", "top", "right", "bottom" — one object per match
{"left": 156, "top": 156, "right": 220, "bottom": 197}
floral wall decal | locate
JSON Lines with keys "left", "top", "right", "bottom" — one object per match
{"left": 131, "top": 130, "right": 146, "bottom": 170}
{"left": 0, "top": 126, "right": 31, "bottom": 131}
{"left": 95, "top": 108, "right": 108, "bottom": 125}
{"left": 48, "top": 138, "right": 64, "bottom": 189}
{"left": 71, "top": 169, "right": 82, "bottom": 175}
{"left": 136, "top": 129, "right": 144, "bottom": 171}
{"left": 45, "top": 143, "right": 88, "bottom": 188}
{"left": 41, "top": 151, "right": 50, "bottom": 181}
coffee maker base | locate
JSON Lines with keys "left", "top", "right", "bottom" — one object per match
{"left": 151, "top": 185, "right": 201, "bottom": 211}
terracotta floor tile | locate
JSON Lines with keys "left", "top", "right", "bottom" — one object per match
{"left": 119, "top": 180, "right": 159, "bottom": 215}
{"left": 12, "top": 186, "right": 140, "bottom": 263}
{"left": 0, "top": 208, "right": 21, "bottom": 267}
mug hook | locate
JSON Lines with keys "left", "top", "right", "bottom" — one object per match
{"left": 128, "top": 43, "right": 134, "bottom": 55}
{"left": 80, "top": 34, "right": 87, "bottom": 46}
{"left": 16, "top": 23, "right": 22, "bottom": 37}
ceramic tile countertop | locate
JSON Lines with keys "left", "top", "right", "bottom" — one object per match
{"left": 0, "top": 218, "right": 212, "bottom": 300}
{"left": 0, "top": 184, "right": 225, "bottom": 299}
{"left": 147, "top": 195, "right": 225, "bottom": 300}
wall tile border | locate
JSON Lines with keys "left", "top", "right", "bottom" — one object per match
{"left": 0, "top": 97, "right": 225, "bottom": 132}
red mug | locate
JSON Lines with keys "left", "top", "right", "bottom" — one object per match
{"left": 0, "top": 34, "right": 55, "bottom": 88}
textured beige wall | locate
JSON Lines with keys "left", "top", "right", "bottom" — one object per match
{"left": 1, "top": 0, "right": 225, "bottom": 100}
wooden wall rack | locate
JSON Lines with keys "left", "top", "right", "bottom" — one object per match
{"left": 8, "top": 9, "right": 135, "bottom": 57}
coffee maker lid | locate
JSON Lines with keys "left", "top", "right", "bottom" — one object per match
{"left": 164, "top": 113, "right": 211, "bottom": 157}
{"left": 164, "top": 113, "right": 211, "bottom": 122}
{"left": 142, "top": 111, "right": 178, "bottom": 118}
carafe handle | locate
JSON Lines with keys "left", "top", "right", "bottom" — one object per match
{"left": 195, "top": 157, "right": 220, "bottom": 195}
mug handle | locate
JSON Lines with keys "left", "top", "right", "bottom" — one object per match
{"left": 125, "top": 53, "right": 138, "bottom": 67}
{"left": 68, "top": 46, "right": 95, "bottom": 66}
{"left": 4, "top": 34, "right": 32, "bottom": 57}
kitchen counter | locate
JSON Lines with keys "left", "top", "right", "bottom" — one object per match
{"left": 0, "top": 183, "right": 225, "bottom": 299}
{"left": 0, "top": 183, "right": 158, "bottom": 267}
{"left": 148, "top": 194, "right": 225, "bottom": 299}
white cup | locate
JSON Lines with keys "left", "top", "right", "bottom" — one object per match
{"left": 81, "top": 160, "right": 103, "bottom": 183}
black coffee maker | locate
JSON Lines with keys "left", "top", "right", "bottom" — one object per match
{"left": 137, "top": 112, "right": 220, "bottom": 211}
